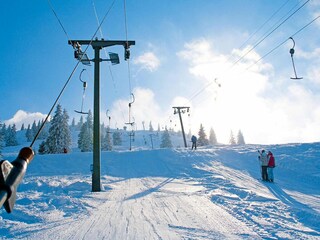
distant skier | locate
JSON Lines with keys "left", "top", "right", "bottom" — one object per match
{"left": 258, "top": 149, "right": 269, "bottom": 181}
{"left": 191, "top": 135, "right": 197, "bottom": 150}
{"left": 267, "top": 151, "right": 276, "bottom": 182}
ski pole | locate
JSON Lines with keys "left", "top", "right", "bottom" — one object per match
{"left": 0, "top": 147, "right": 34, "bottom": 213}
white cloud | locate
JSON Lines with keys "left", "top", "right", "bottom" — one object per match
{"left": 176, "top": 38, "right": 320, "bottom": 144}
{"left": 107, "top": 38, "right": 320, "bottom": 144}
{"left": 133, "top": 52, "right": 160, "bottom": 72}
{"left": 4, "top": 110, "right": 48, "bottom": 130}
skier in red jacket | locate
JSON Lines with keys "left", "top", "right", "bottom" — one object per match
{"left": 267, "top": 151, "right": 276, "bottom": 182}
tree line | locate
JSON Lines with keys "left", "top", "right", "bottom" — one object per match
{"left": 0, "top": 105, "right": 246, "bottom": 156}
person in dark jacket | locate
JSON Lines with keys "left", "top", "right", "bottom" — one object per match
{"left": 267, "top": 151, "right": 276, "bottom": 182}
{"left": 191, "top": 135, "right": 197, "bottom": 150}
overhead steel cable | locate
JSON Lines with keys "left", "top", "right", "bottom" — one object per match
{"left": 123, "top": 0, "right": 133, "bottom": 96}
{"left": 238, "top": 0, "right": 291, "bottom": 55}
{"left": 30, "top": 0, "right": 117, "bottom": 147}
{"left": 231, "top": 0, "right": 310, "bottom": 67}
{"left": 47, "top": 0, "right": 71, "bottom": 41}
{"left": 189, "top": 15, "right": 320, "bottom": 111}
{"left": 123, "top": 0, "right": 135, "bottom": 129}
{"left": 92, "top": 0, "right": 127, "bottom": 125}
{"left": 247, "top": 15, "right": 320, "bottom": 70}
{"left": 186, "top": 0, "right": 310, "bottom": 105}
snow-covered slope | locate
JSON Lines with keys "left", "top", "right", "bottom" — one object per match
{"left": 0, "top": 134, "right": 319, "bottom": 239}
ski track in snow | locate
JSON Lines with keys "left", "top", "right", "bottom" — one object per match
{"left": 1, "top": 142, "right": 320, "bottom": 239}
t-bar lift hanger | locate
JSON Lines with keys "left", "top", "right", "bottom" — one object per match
{"left": 75, "top": 69, "right": 89, "bottom": 114}
{"left": 289, "top": 37, "right": 303, "bottom": 80}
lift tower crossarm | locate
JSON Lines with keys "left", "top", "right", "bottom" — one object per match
{"left": 68, "top": 40, "right": 135, "bottom": 48}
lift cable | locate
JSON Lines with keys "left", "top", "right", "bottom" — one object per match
{"left": 92, "top": 0, "right": 127, "bottom": 124}
{"left": 186, "top": 0, "right": 310, "bottom": 106}
{"left": 236, "top": 0, "right": 291, "bottom": 59}
{"left": 123, "top": 0, "right": 136, "bottom": 144}
{"left": 30, "top": 0, "right": 117, "bottom": 148}
{"left": 123, "top": 0, "right": 133, "bottom": 96}
{"left": 231, "top": 0, "right": 310, "bottom": 67}
{"left": 247, "top": 15, "right": 320, "bottom": 70}
{"left": 47, "top": 0, "right": 71, "bottom": 42}
{"left": 189, "top": 15, "right": 320, "bottom": 111}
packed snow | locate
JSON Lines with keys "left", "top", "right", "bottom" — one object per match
{"left": 0, "top": 131, "right": 319, "bottom": 239}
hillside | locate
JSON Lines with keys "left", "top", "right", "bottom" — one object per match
{"left": 0, "top": 132, "right": 319, "bottom": 239}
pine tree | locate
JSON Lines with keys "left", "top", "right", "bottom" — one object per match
{"left": 38, "top": 141, "right": 47, "bottom": 154}
{"left": 1, "top": 124, "right": 7, "bottom": 141}
{"left": 160, "top": 128, "right": 173, "bottom": 148}
{"left": 237, "top": 130, "right": 245, "bottom": 145}
{"left": 25, "top": 124, "right": 33, "bottom": 142}
{"left": 78, "top": 110, "right": 93, "bottom": 152}
{"left": 157, "top": 123, "right": 160, "bottom": 132}
{"left": 113, "top": 130, "right": 122, "bottom": 146}
{"left": 198, "top": 124, "right": 209, "bottom": 146}
{"left": 71, "top": 118, "right": 76, "bottom": 129}
{"left": 102, "top": 126, "right": 112, "bottom": 151}
{"left": 60, "top": 109, "right": 72, "bottom": 152}
{"left": 38, "top": 119, "right": 48, "bottom": 140}
{"left": 31, "top": 120, "right": 37, "bottom": 139}
{"left": 187, "top": 129, "right": 192, "bottom": 140}
{"left": 77, "top": 116, "right": 84, "bottom": 131}
{"left": 45, "top": 104, "right": 71, "bottom": 153}
{"left": 209, "top": 128, "right": 218, "bottom": 145}
{"left": 149, "top": 121, "right": 154, "bottom": 132}
{"left": 229, "top": 130, "right": 236, "bottom": 145}
{"left": 20, "top": 123, "right": 25, "bottom": 131}
{"left": 6, "top": 124, "right": 18, "bottom": 146}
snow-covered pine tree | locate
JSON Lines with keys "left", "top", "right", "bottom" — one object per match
{"left": 160, "top": 128, "right": 173, "bottom": 148}
{"left": 31, "top": 120, "right": 37, "bottom": 139}
{"left": 149, "top": 121, "right": 154, "bottom": 132}
{"left": 77, "top": 116, "right": 84, "bottom": 131}
{"left": 102, "top": 126, "right": 112, "bottom": 151}
{"left": 187, "top": 129, "right": 192, "bottom": 140}
{"left": 1, "top": 124, "right": 7, "bottom": 141}
{"left": 113, "top": 130, "right": 122, "bottom": 146}
{"left": 209, "top": 128, "right": 218, "bottom": 145}
{"left": 198, "top": 124, "right": 209, "bottom": 146}
{"left": 38, "top": 141, "right": 47, "bottom": 154}
{"left": 237, "top": 130, "right": 245, "bottom": 145}
{"left": 157, "top": 123, "right": 160, "bottom": 132}
{"left": 71, "top": 118, "right": 76, "bottom": 129}
{"left": 38, "top": 119, "right": 48, "bottom": 140}
{"left": 60, "top": 109, "right": 72, "bottom": 153}
{"left": 25, "top": 124, "right": 33, "bottom": 142}
{"left": 78, "top": 110, "right": 93, "bottom": 152}
{"left": 6, "top": 124, "right": 18, "bottom": 146}
{"left": 45, "top": 104, "right": 71, "bottom": 153}
{"left": 229, "top": 130, "right": 236, "bottom": 145}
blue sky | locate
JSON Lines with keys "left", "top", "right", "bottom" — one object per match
{"left": 1, "top": 0, "right": 320, "bottom": 144}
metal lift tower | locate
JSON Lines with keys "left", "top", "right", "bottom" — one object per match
{"left": 69, "top": 39, "right": 135, "bottom": 192}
